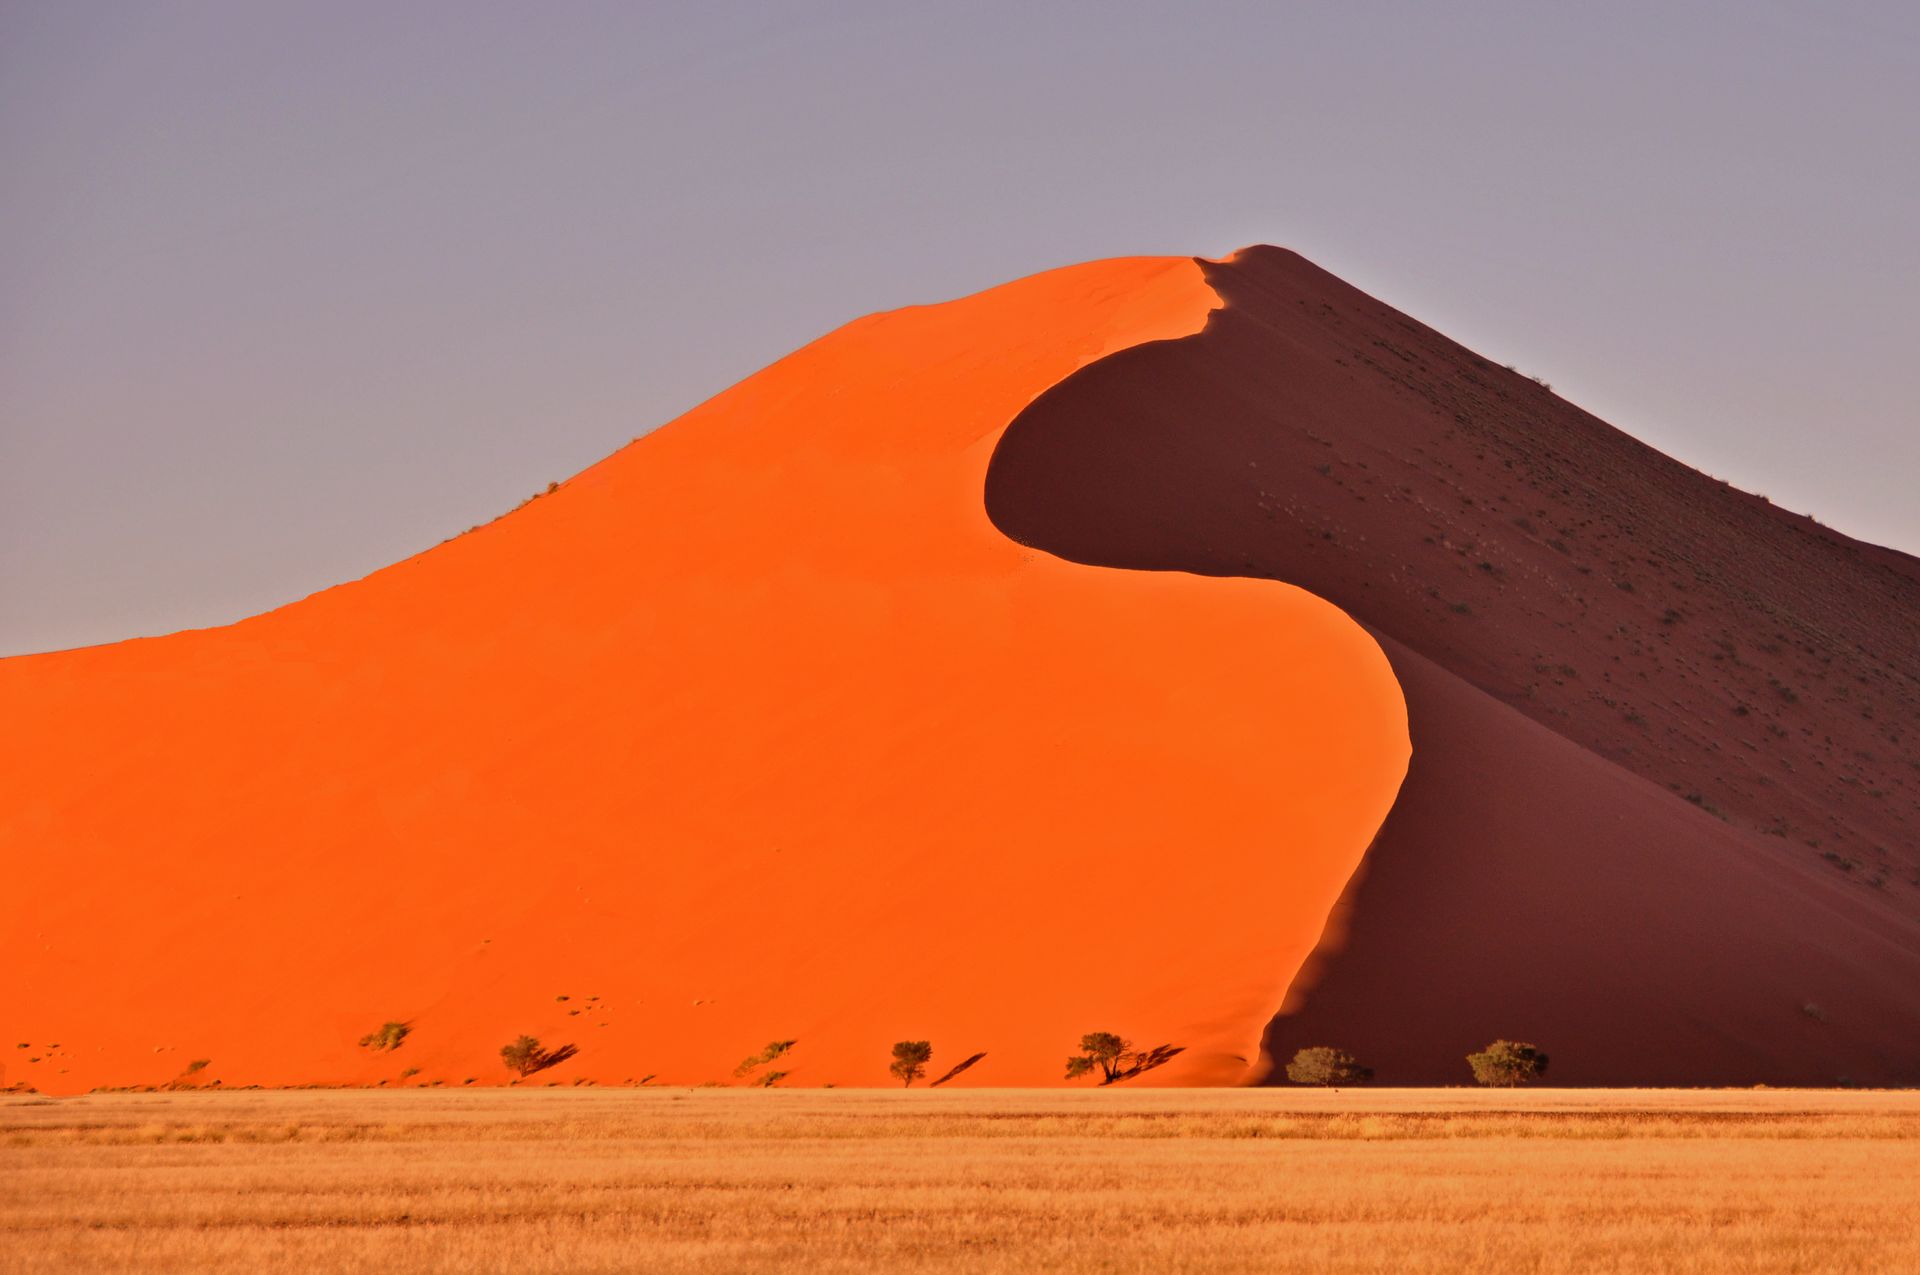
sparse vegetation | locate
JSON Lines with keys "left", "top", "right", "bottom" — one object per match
{"left": 889, "top": 1040, "right": 932, "bottom": 1087}
{"left": 357, "top": 1022, "right": 410, "bottom": 1052}
{"left": 499, "top": 1036, "right": 578, "bottom": 1078}
{"left": 1063, "top": 1032, "right": 1185, "bottom": 1085}
{"left": 1285, "top": 1046, "right": 1372, "bottom": 1087}
{"left": 1467, "top": 1040, "right": 1549, "bottom": 1087}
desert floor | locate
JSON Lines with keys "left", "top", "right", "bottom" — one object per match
{"left": 5, "top": 1087, "right": 1918, "bottom": 1273}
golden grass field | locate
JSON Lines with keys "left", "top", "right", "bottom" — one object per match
{"left": 5, "top": 1087, "right": 1919, "bottom": 1273}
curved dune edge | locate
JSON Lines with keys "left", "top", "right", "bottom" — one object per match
{"left": 0, "top": 254, "right": 1408, "bottom": 1095}
{"left": 985, "top": 246, "right": 1920, "bottom": 1086}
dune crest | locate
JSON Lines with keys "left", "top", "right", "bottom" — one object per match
{"left": 0, "top": 255, "right": 1408, "bottom": 1094}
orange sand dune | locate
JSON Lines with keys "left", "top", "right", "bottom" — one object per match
{"left": 0, "top": 256, "right": 1408, "bottom": 1094}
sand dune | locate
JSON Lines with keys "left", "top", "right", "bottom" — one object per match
{"left": 10, "top": 243, "right": 1912, "bottom": 1093}
{"left": 986, "top": 247, "right": 1920, "bottom": 1085}
{"left": 0, "top": 256, "right": 1408, "bottom": 1094}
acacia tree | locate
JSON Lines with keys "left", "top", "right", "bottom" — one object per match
{"left": 1065, "top": 1032, "right": 1128, "bottom": 1083}
{"left": 890, "top": 1040, "right": 932, "bottom": 1087}
{"left": 1466, "top": 1040, "right": 1548, "bottom": 1087}
{"left": 1285, "top": 1046, "right": 1372, "bottom": 1087}
{"left": 1064, "top": 1032, "right": 1185, "bottom": 1085}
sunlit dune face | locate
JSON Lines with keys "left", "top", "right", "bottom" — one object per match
{"left": 0, "top": 255, "right": 1406, "bottom": 1094}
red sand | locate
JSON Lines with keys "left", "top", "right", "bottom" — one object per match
{"left": 986, "top": 247, "right": 1920, "bottom": 1085}
{"left": 0, "top": 256, "right": 1409, "bottom": 1094}
{"left": 1266, "top": 635, "right": 1920, "bottom": 1085}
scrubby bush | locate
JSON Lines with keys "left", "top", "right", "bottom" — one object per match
{"left": 890, "top": 1040, "right": 932, "bottom": 1087}
{"left": 1467, "top": 1040, "right": 1548, "bottom": 1087}
{"left": 1285, "top": 1046, "right": 1372, "bottom": 1087}
{"left": 500, "top": 1035, "right": 578, "bottom": 1077}
{"left": 501, "top": 1036, "right": 543, "bottom": 1076}
{"left": 358, "top": 1021, "right": 411, "bottom": 1052}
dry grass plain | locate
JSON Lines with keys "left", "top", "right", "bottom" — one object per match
{"left": 4, "top": 1087, "right": 1918, "bottom": 1273}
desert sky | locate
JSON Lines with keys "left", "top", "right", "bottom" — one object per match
{"left": 4, "top": 0, "right": 1918, "bottom": 655}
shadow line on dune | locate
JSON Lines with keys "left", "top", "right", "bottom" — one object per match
{"left": 982, "top": 248, "right": 1920, "bottom": 1087}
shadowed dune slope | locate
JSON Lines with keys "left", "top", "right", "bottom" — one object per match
{"left": 987, "top": 246, "right": 1920, "bottom": 1086}
{"left": 0, "top": 256, "right": 1409, "bottom": 1095}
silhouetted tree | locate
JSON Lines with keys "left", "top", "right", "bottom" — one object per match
{"left": 889, "top": 1040, "right": 932, "bottom": 1087}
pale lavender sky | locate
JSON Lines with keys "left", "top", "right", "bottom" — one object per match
{"left": 4, "top": 1, "right": 1916, "bottom": 656}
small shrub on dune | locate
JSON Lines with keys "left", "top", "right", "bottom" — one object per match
{"left": 500, "top": 1035, "right": 579, "bottom": 1078}
{"left": 1285, "top": 1046, "right": 1372, "bottom": 1087}
{"left": 501, "top": 1036, "right": 542, "bottom": 1076}
{"left": 358, "top": 1022, "right": 411, "bottom": 1052}
{"left": 889, "top": 1040, "right": 932, "bottom": 1087}
{"left": 1467, "top": 1040, "right": 1548, "bottom": 1087}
